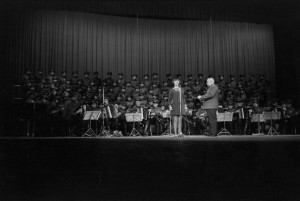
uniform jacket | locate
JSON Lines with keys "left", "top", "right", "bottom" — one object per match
{"left": 200, "top": 84, "right": 219, "bottom": 109}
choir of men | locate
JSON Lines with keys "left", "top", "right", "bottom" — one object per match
{"left": 21, "top": 69, "right": 298, "bottom": 137}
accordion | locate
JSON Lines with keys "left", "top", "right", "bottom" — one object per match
{"left": 140, "top": 107, "right": 150, "bottom": 120}
{"left": 234, "top": 107, "right": 245, "bottom": 119}
{"left": 107, "top": 104, "right": 121, "bottom": 118}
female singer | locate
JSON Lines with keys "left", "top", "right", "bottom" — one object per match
{"left": 168, "top": 79, "right": 186, "bottom": 136}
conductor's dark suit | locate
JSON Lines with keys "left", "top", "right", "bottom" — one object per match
{"left": 199, "top": 84, "right": 219, "bottom": 136}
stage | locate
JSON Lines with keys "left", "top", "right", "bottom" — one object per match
{"left": 1, "top": 135, "right": 300, "bottom": 201}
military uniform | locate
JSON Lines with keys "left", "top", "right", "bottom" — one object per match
{"left": 83, "top": 72, "right": 91, "bottom": 87}
{"left": 132, "top": 88, "right": 141, "bottom": 100}
{"left": 161, "top": 81, "right": 170, "bottom": 92}
{"left": 166, "top": 73, "right": 173, "bottom": 87}
{"left": 152, "top": 73, "right": 160, "bottom": 87}
{"left": 46, "top": 69, "right": 56, "bottom": 83}
{"left": 139, "top": 82, "right": 148, "bottom": 94}
{"left": 152, "top": 83, "right": 160, "bottom": 96}
{"left": 59, "top": 71, "right": 67, "bottom": 86}
{"left": 103, "top": 72, "right": 114, "bottom": 88}
{"left": 217, "top": 75, "right": 226, "bottom": 91}
{"left": 197, "top": 74, "right": 205, "bottom": 88}
{"left": 92, "top": 71, "right": 101, "bottom": 87}
{"left": 187, "top": 74, "right": 194, "bottom": 87}
{"left": 143, "top": 74, "right": 151, "bottom": 88}
{"left": 117, "top": 73, "right": 125, "bottom": 87}
{"left": 125, "top": 96, "right": 135, "bottom": 111}
{"left": 125, "top": 82, "right": 134, "bottom": 95}
{"left": 35, "top": 69, "right": 45, "bottom": 83}
{"left": 182, "top": 81, "right": 191, "bottom": 92}
{"left": 71, "top": 71, "right": 79, "bottom": 85}
{"left": 112, "top": 81, "right": 121, "bottom": 94}
{"left": 130, "top": 74, "right": 139, "bottom": 88}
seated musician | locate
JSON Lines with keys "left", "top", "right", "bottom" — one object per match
{"left": 159, "top": 105, "right": 171, "bottom": 133}
{"left": 105, "top": 98, "right": 123, "bottom": 135}
{"left": 116, "top": 103, "right": 127, "bottom": 135}
{"left": 227, "top": 100, "right": 239, "bottom": 134}
{"left": 250, "top": 101, "right": 265, "bottom": 134}
{"left": 193, "top": 102, "right": 208, "bottom": 135}
{"left": 282, "top": 100, "right": 298, "bottom": 134}
{"left": 234, "top": 96, "right": 246, "bottom": 134}
{"left": 63, "top": 94, "right": 82, "bottom": 136}
{"left": 160, "top": 95, "right": 169, "bottom": 108}
{"left": 128, "top": 99, "right": 144, "bottom": 135}
{"left": 147, "top": 99, "right": 162, "bottom": 135}
{"left": 125, "top": 95, "right": 135, "bottom": 109}
{"left": 139, "top": 93, "right": 148, "bottom": 108}
{"left": 123, "top": 97, "right": 139, "bottom": 135}
{"left": 48, "top": 98, "right": 64, "bottom": 136}
{"left": 183, "top": 96, "right": 194, "bottom": 134}
{"left": 268, "top": 99, "right": 281, "bottom": 132}
{"left": 82, "top": 100, "right": 100, "bottom": 133}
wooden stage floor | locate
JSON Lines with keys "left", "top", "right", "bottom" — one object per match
{"left": 1, "top": 135, "right": 300, "bottom": 201}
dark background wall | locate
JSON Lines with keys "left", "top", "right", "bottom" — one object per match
{"left": 1, "top": 0, "right": 300, "bottom": 106}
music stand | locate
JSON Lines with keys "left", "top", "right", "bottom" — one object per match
{"left": 264, "top": 112, "right": 281, "bottom": 135}
{"left": 217, "top": 112, "right": 233, "bottom": 136}
{"left": 126, "top": 113, "right": 142, "bottom": 136}
{"left": 251, "top": 112, "right": 265, "bottom": 135}
{"left": 161, "top": 111, "right": 174, "bottom": 136}
{"left": 82, "top": 111, "right": 101, "bottom": 137}
{"left": 98, "top": 111, "right": 112, "bottom": 137}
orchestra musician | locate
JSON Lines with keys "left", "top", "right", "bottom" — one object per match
{"left": 149, "top": 99, "right": 162, "bottom": 135}
{"left": 63, "top": 94, "right": 83, "bottom": 136}
{"left": 250, "top": 101, "right": 265, "bottom": 134}
{"left": 197, "top": 77, "right": 219, "bottom": 136}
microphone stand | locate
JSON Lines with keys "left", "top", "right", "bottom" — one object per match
{"left": 99, "top": 86, "right": 110, "bottom": 136}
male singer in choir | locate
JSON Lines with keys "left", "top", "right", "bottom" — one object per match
{"left": 197, "top": 77, "right": 219, "bottom": 136}
{"left": 168, "top": 79, "right": 187, "bottom": 137}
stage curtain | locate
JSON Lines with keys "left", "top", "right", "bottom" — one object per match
{"left": 3, "top": 10, "right": 275, "bottom": 94}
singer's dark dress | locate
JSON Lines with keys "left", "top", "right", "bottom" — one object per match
{"left": 168, "top": 88, "right": 186, "bottom": 116}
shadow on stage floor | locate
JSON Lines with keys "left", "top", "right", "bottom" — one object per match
{"left": 1, "top": 135, "right": 300, "bottom": 201}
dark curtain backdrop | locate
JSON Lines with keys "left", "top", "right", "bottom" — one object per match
{"left": 3, "top": 10, "right": 275, "bottom": 96}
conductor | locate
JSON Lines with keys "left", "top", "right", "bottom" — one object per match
{"left": 197, "top": 77, "right": 219, "bottom": 136}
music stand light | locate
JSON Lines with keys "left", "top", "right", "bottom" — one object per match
{"left": 264, "top": 112, "right": 281, "bottom": 135}
{"left": 217, "top": 112, "right": 233, "bottom": 136}
{"left": 126, "top": 113, "right": 143, "bottom": 136}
